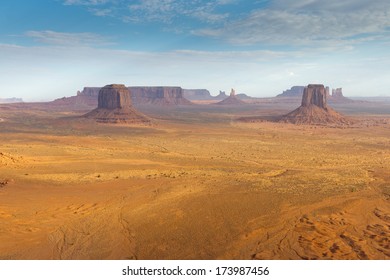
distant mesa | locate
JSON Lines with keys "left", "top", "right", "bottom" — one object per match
{"left": 329, "top": 88, "right": 354, "bottom": 103}
{"left": 0, "top": 97, "right": 23, "bottom": 104}
{"left": 332, "top": 88, "right": 343, "bottom": 98}
{"left": 130, "top": 87, "right": 192, "bottom": 105}
{"left": 78, "top": 87, "right": 101, "bottom": 97}
{"left": 215, "top": 88, "right": 247, "bottom": 105}
{"left": 183, "top": 88, "right": 254, "bottom": 101}
{"left": 71, "top": 86, "right": 192, "bottom": 106}
{"left": 51, "top": 87, "right": 99, "bottom": 108}
{"left": 182, "top": 89, "right": 213, "bottom": 100}
{"left": 276, "top": 86, "right": 305, "bottom": 98}
{"left": 236, "top": 93, "right": 251, "bottom": 100}
{"left": 280, "top": 84, "right": 351, "bottom": 125}
{"left": 84, "top": 84, "right": 150, "bottom": 124}
{"left": 183, "top": 88, "right": 254, "bottom": 102}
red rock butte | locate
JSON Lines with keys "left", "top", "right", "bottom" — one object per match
{"left": 84, "top": 84, "right": 150, "bottom": 124}
{"left": 97, "top": 84, "right": 132, "bottom": 109}
{"left": 280, "top": 84, "right": 351, "bottom": 126}
{"left": 301, "top": 84, "right": 327, "bottom": 108}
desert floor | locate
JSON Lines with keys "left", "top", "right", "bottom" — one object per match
{"left": 0, "top": 102, "right": 389, "bottom": 259}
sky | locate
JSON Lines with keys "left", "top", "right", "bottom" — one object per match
{"left": 1, "top": 0, "right": 390, "bottom": 101}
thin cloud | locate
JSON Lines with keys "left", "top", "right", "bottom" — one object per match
{"left": 194, "top": 1, "right": 390, "bottom": 47}
{"left": 271, "top": 0, "right": 386, "bottom": 12}
{"left": 88, "top": 8, "right": 113, "bottom": 16}
{"left": 63, "top": 0, "right": 111, "bottom": 5}
{"left": 25, "top": 30, "right": 112, "bottom": 46}
{"left": 127, "top": 0, "right": 232, "bottom": 23}
{"left": 64, "top": 0, "right": 235, "bottom": 24}
{"left": 62, "top": 0, "right": 390, "bottom": 48}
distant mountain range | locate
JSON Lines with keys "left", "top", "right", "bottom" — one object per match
{"left": 183, "top": 89, "right": 253, "bottom": 100}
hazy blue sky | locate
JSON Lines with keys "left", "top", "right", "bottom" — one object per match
{"left": 1, "top": 0, "right": 390, "bottom": 101}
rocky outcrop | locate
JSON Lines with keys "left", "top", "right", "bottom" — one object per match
{"left": 215, "top": 88, "right": 247, "bottom": 105}
{"left": 84, "top": 84, "right": 150, "bottom": 124}
{"left": 130, "top": 87, "right": 192, "bottom": 105}
{"left": 280, "top": 84, "right": 350, "bottom": 125}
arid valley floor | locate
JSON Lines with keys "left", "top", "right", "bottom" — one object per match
{"left": 1, "top": 102, "right": 390, "bottom": 260}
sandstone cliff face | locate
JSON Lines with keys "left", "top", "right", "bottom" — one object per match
{"left": 84, "top": 84, "right": 150, "bottom": 124}
{"left": 130, "top": 87, "right": 192, "bottom": 105}
{"left": 301, "top": 84, "right": 327, "bottom": 108}
{"left": 280, "top": 84, "right": 350, "bottom": 126}
{"left": 98, "top": 84, "right": 132, "bottom": 109}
